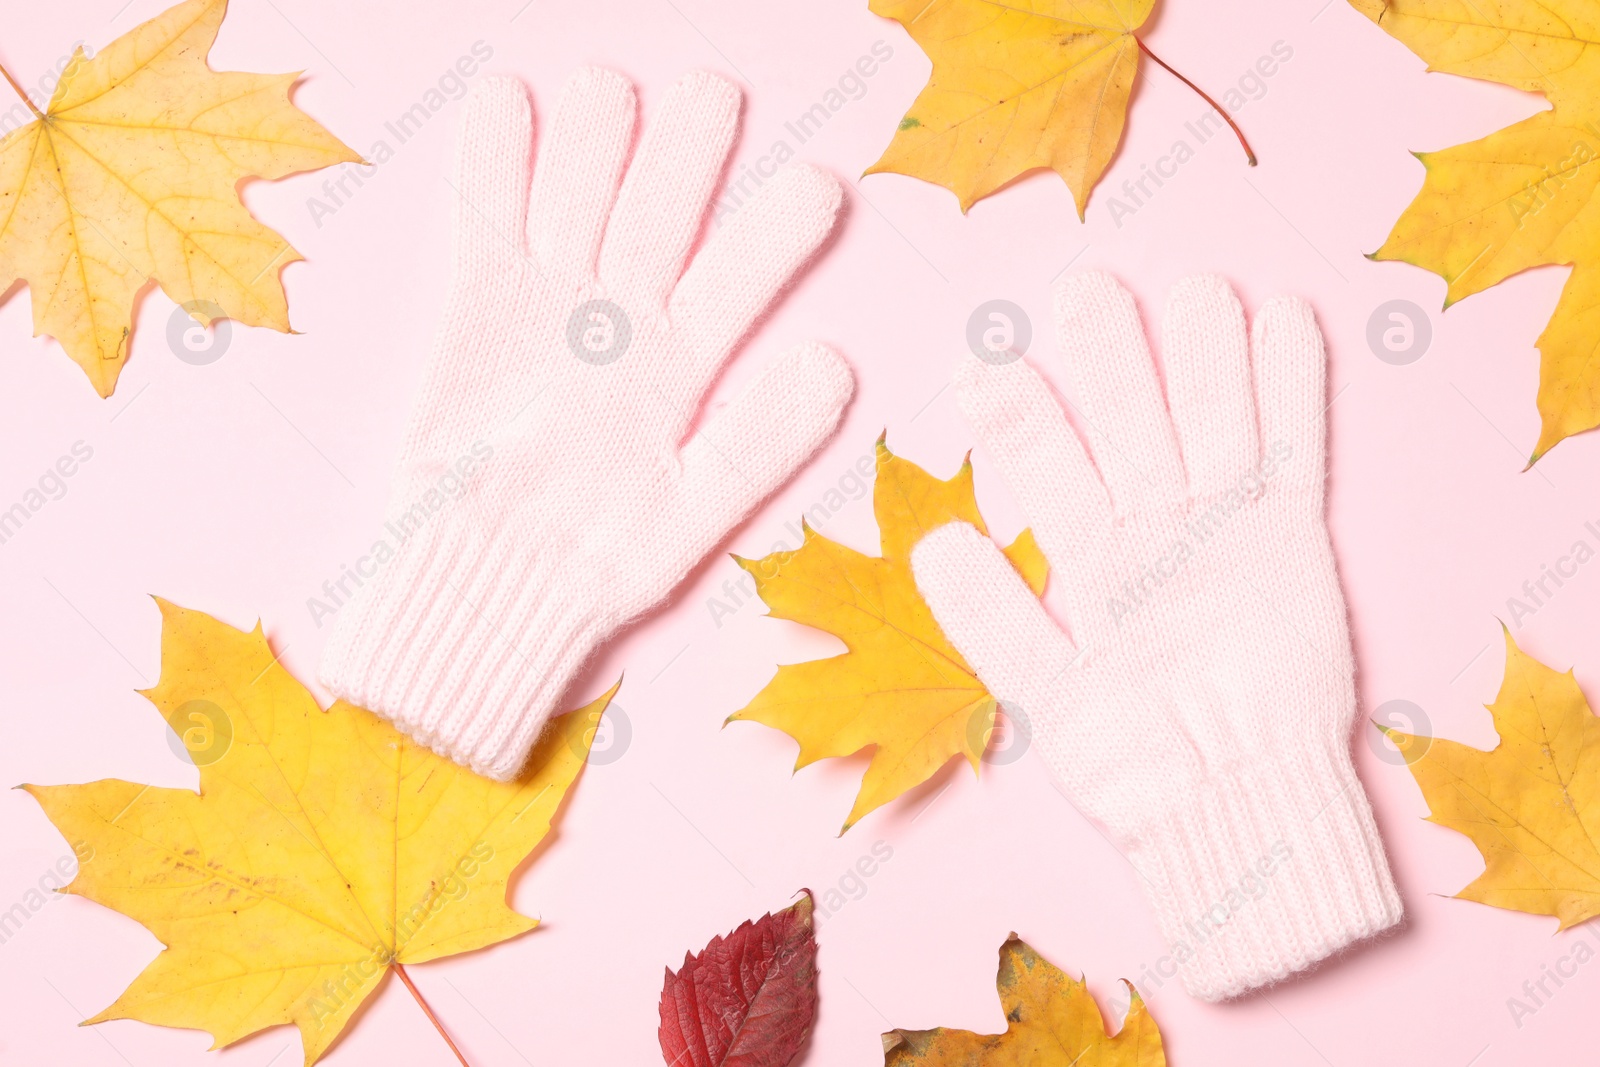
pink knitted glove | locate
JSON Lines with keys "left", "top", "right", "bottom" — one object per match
{"left": 911, "top": 273, "right": 1401, "bottom": 1000}
{"left": 320, "top": 70, "right": 853, "bottom": 780}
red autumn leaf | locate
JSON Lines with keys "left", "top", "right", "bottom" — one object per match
{"left": 658, "top": 890, "right": 819, "bottom": 1067}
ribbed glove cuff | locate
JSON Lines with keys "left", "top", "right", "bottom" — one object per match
{"left": 1127, "top": 746, "right": 1402, "bottom": 1001}
{"left": 319, "top": 517, "right": 612, "bottom": 781}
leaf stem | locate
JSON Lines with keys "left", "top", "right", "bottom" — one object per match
{"left": 0, "top": 59, "right": 43, "bottom": 120}
{"left": 393, "top": 963, "right": 471, "bottom": 1067}
{"left": 1135, "top": 38, "right": 1256, "bottom": 166}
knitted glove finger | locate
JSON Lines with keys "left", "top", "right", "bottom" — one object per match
{"left": 597, "top": 71, "right": 740, "bottom": 309}
{"left": 1251, "top": 295, "right": 1328, "bottom": 507}
{"left": 1161, "top": 274, "right": 1259, "bottom": 496}
{"left": 666, "top": 164, "right": 843, "bottom": 418}
{"left": 660, "top": 341, "right": 854, "bottom": 577}
{"left": 950, "top": 357, "right": 1114, "bottom": 644}
{"left": 911, "top": 521, "right": 1079, "bottom": 715}
{"left": 1052, "top": 271, "right": 1185, "bottom": 517}
{"left": 527, "top": 67, "right": 636, "bottom": 278}
{"left": 450, "top": 76, "right": 533, "bottom": 278}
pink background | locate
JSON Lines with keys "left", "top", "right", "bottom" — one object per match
{"left": 2, "top": 0, "right": 1597, "bottom": 1064}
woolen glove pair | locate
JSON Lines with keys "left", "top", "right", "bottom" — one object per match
{"left": 912, "top": 273, "right": 1402, "bottom": 999}
{"left": 318, "top": 64, "right": 1393, "bottom": 1000}
{"left": 320, "top": 70, "right": 853, "bottom": 780}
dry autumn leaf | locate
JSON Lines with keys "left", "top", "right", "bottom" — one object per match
{"left": 1380, "top": 626, "right": 1600, "bottom": 928}
{"left": 24, "top": 599, "right": 614, "bottom": 1066}
{"left": 864, "top": 0, "right": 1253, "bottom": 214}
{"left": 0, "top": 0, "right": 359, "bottom": 396}
{"left": 1353, "top": 0, "right": 1600, "bottom": 462}
{"left": 883, "top": 936, "right": 1166, "bottom": 1066}
{"left": 658, "top": 891, "right": 819, "bottom": 1067}
{"left": 727, "top": 436, "right": 1047, "bottom": 832}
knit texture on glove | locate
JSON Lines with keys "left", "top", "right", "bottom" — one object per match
{"left": 320, "top": 69, "right": 853, "bottom": 780}
{"left": 911, "top": 272, "right": 1402, "bottom": 1000}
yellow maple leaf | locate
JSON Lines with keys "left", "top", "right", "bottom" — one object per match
{"left": 0, "top": 0, "right": 359, "bottom": 396}
{"left": 1380, "top": 626, "right": 1600, "bottom": 929}
{"left": 728, "top": 436, "right": 1047, "bottom": 833}
{"left": 24, "top": 599, "right": 613, "bottom": 1065}
{"left": 883, "top": 936, "right": 1166, "bottom": 1066}
{"left": 1353, "top": 0, "right": 1600, "bottom": 462}
{"left": 864, "top": 0, "right": 1154, "bottom": 215}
